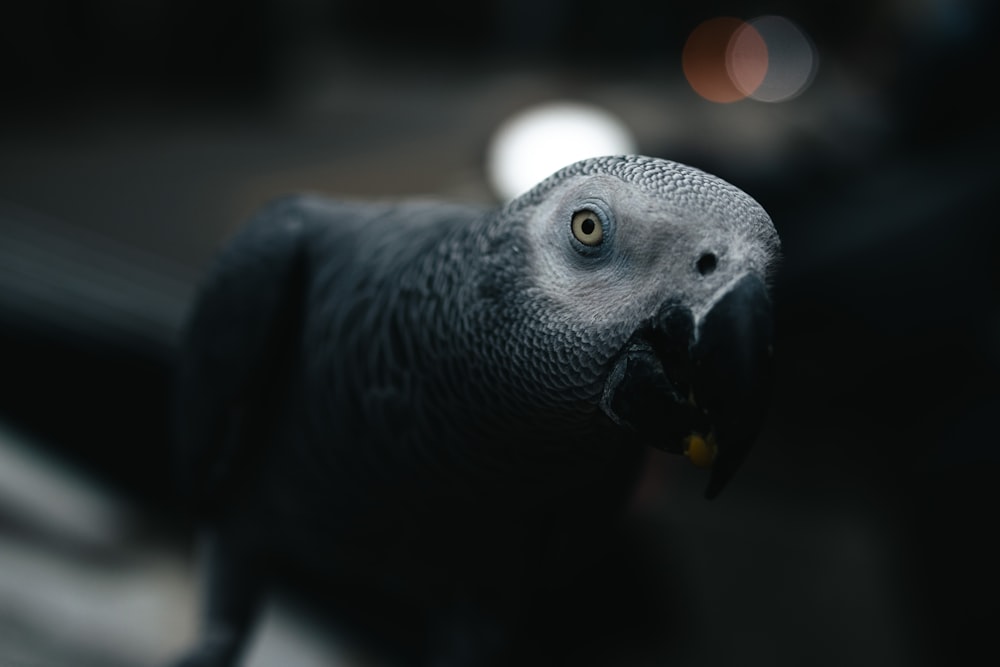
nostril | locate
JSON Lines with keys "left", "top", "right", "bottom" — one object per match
{"left": 696, "top": 252, "right": 718, "bottom": 276}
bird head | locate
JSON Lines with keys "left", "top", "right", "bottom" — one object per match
{"left": 506, "top": 155, "right": 780, "bottom": 498}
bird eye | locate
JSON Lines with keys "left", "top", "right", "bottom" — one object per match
{"left": 571, "top": 209, "right": 604, "bottom": 246}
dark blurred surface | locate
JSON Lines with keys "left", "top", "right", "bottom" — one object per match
{"left": 1, "top": 1, "right": 998, "bottom": 665}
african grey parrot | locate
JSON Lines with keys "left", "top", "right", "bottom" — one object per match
{"left": 169, "top": 155, "right": 780, "bottom": 666}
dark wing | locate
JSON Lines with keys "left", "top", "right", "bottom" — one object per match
{"left": 172, "top": 196, "right": 311, "bottom": 510}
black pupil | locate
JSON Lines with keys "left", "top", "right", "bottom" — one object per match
{"left": 581, "top": 217, "right": 596, "bottom": 235}
{"left": 697, "top": 252, "right": 718, "bottom": 275}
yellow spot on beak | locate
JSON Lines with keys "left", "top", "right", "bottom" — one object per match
{"left": 685, "top": 432, "right": 717, "bottom": 468}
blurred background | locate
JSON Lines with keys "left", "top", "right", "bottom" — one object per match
{"left": 0, "top": 0, "right": 997, "bottom": 665}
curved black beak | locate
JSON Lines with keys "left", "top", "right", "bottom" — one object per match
{"left": 692, "top": 273, "right": 774, "bottom": 499}
{"left": 599, "top": 273, "right": 774, "bottom": 499}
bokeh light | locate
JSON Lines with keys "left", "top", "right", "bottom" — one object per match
{"left": 486, "top": 101, "right": 636, "bottom": 201}
{"left": 727, "top": 22, "right": 769, "bottom": 96}
{"left": 683, "top": 17, "right": 764, "bottom": 103}
{"left": 683, "top": 15, "right": 817, "bottom": 103}
{"left": 746, "top": 16, "right": 818, "bottom": 102}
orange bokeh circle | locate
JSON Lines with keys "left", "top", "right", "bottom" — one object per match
{"left": 683, "top": 17, "right": 768, "bottom": 103}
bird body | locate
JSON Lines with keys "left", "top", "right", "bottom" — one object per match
{"left": 170, "top": 155, "right": 780, "bottom": 666}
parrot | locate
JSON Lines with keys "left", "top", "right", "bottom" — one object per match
{"left": 168, "top": 155, "right": 781, "bottom": 666}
